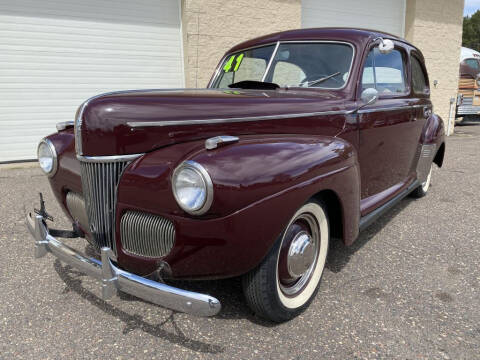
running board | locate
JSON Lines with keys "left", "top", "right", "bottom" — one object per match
{"left": 359, "top": 180, "right": 420, "bottom": 232}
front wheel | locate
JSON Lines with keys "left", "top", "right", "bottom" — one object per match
{"left": 242, "top": 201, "right": 329, "bottom": 322}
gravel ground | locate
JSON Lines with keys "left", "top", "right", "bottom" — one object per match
{"left": 0, "top": 125, "right": 479, "bottom": 359}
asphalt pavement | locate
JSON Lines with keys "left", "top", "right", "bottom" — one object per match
{"left": 0, "top": 125, "right": 479, "bottom": 359}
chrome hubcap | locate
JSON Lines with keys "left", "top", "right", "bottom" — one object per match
{"left": 287, "top": 231, "right": 315, "bottom": 278}
{"left": 278, "top": 213, "right": 320, "bottom": 296}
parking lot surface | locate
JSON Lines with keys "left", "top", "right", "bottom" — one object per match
{"left": 1, "top": 125, "right": 479, "bottom": 359}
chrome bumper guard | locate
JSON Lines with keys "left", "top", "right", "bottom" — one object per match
{"left": 26, "top": 213, "right": 221, "bottom": 317}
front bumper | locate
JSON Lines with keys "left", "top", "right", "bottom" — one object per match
{"left": 26, "top": 213, "right": 221, "bottom": 317}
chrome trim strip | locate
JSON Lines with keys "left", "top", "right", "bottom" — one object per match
{"left": 172, "top": 160, "right": 214, "bottom": 215}
{"left": 128, "top": 110, "right": 348, "bottom": 128}
{"left": 127, "top": 105, "right": 426, "bottom": 128}
{"left": 38, "top": 138, "right": 58, "bottom": 178}
{"left": 412, "top": 104, "right": 430, "bottom": 109}
{"left": 77, "top": 153, "right": 143, "bottom": 163}
{"left": 358, "top": 105, "right": 412, "bottom": 114}
{"left": 27, "top": 213, "right": 221, "bottom": 317}
{"left": 261, "top": 41, "right": 280, "bottom": 82}
{"left": 56, "top": 121, "right": 74, "bottom": 131}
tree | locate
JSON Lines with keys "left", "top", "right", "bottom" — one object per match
{"left": 463, "top": 11, "right": 480, "bottom": 51}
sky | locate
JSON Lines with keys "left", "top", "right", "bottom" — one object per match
{"left": 464, "top": 0, "right": 480, "bottom": 16}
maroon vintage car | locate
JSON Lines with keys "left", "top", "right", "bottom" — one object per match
{"left": 27, "top": 28, "right": 445, "bottom": 322}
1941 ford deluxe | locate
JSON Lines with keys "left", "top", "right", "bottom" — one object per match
{"left": 27, "top": 28, "right": 445, "bottom": 322}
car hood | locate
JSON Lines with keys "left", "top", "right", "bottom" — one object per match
{"left": 76, "top": 88, "right": 347, "bottom": 156}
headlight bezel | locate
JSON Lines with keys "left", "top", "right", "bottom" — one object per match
{"left": 37, "top": 138, "right": 58, "bottom": 177}
{"left": 172, "top": 160, "right": 214, "bottom": 215}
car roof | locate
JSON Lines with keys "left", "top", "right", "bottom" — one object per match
{"left": 227, "top": 27, "right": 414, "bottom": 54}
{"left": 461, "top": 47, "right": 480, "bottom": 61}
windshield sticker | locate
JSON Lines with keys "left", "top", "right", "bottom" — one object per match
{"left": 223, "top": 54, "right": 244, "bottom": 73}
{"left": 233, "top": 53, "right": 244, "bottom": 71}
{"left": 223, "top": 55, "right": 235, "bottom": 72}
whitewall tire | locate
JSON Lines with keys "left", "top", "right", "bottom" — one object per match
{"left": 411, "top": 164, "right": 433, "bottom": 198}
{"left": 242, "top": 200, "right": 329, "bottom": 322}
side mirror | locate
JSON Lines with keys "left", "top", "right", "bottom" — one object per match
{"left": 360, "top": 88, "right": 378, "bottom": 105}
{"left": 347, "top": 88, "right": 378, "bottom": 114}
{"left": 378, "top": 38, "right": 394, "bottom": 54}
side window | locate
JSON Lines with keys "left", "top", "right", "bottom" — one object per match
{"left": 465, "top": 58, "right": 480, "bottom": 70}
{"left": 362, "top": 47, "right": 407, "bottom": 95}
{"left": 411, "top": 56, "right": 429, "bottom": 94}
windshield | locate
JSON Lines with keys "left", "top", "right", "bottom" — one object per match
{"left": 211, "top": 42, "right": 354, "bottom": 89}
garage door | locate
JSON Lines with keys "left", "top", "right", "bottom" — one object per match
{"left": 0, "top": 0, "right": 184, "bottom": 162}
{"left": 302, "top": 0, "right": 406, "bottom": 38}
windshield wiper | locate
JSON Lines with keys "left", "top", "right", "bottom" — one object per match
{"left": 299, "top": 72, "right": 341, "bottom": 87}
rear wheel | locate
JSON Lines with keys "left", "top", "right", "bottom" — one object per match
{"left": 411, "top": 164, "right": 433, "bottom": 198}
{"left": 242, "top": 201, "right": 329, "bottom": 322}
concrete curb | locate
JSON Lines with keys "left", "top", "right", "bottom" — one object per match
{"left": 0, "top": 161, "right": 38, "bottom": 171}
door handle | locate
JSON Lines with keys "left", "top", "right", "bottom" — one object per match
{"left": 423, "top": 106, "right": 432, "bottom": 118}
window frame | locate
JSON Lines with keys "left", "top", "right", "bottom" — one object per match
{"left": 209, "top": 40, "right": 356, "bottom": 90}
{"left": 358, "top": 42, "right": 411, "bottom": 100}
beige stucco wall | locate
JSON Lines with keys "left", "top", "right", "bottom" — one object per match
{"left": 405, "top": 0, "right": 464, "bottom": 135}
{"left": 181, "top": 0, "right": 301, "bottom": 88}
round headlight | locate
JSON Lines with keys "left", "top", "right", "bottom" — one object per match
{"left": 37, "top": 139, "right": 57, "bottom": 177}
{"left": 172, "top": 161, "right": 213, "bottom": 215}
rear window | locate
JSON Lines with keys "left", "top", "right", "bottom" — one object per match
{"left": 411, "top": 56, "right": 429, "bottom": 94}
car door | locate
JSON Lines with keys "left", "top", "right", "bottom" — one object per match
{"left": 358, "top": 44, "right": 418, "bottom": 212}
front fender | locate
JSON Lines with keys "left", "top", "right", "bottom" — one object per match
{"left": 192, "top": 135, "right": 358, "bottom": 216}
{"left": 115, "top": 135, "right": 360, "bottom": 278}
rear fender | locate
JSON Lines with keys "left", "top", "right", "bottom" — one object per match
{"left": 416, "top": 113, "right": 446, "bottom": 183}
{"left": 420, "top": 113, "right": 445, "bottom": 146}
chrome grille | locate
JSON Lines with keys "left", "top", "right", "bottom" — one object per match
{"left": 65, "top": 192, "right": 89, "bottom": 232}
{"left": 80, "top": 160, "right": 130, "bottom": 253}
{"left": 120, "top": 211, "right": 175, "bottom": 258}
